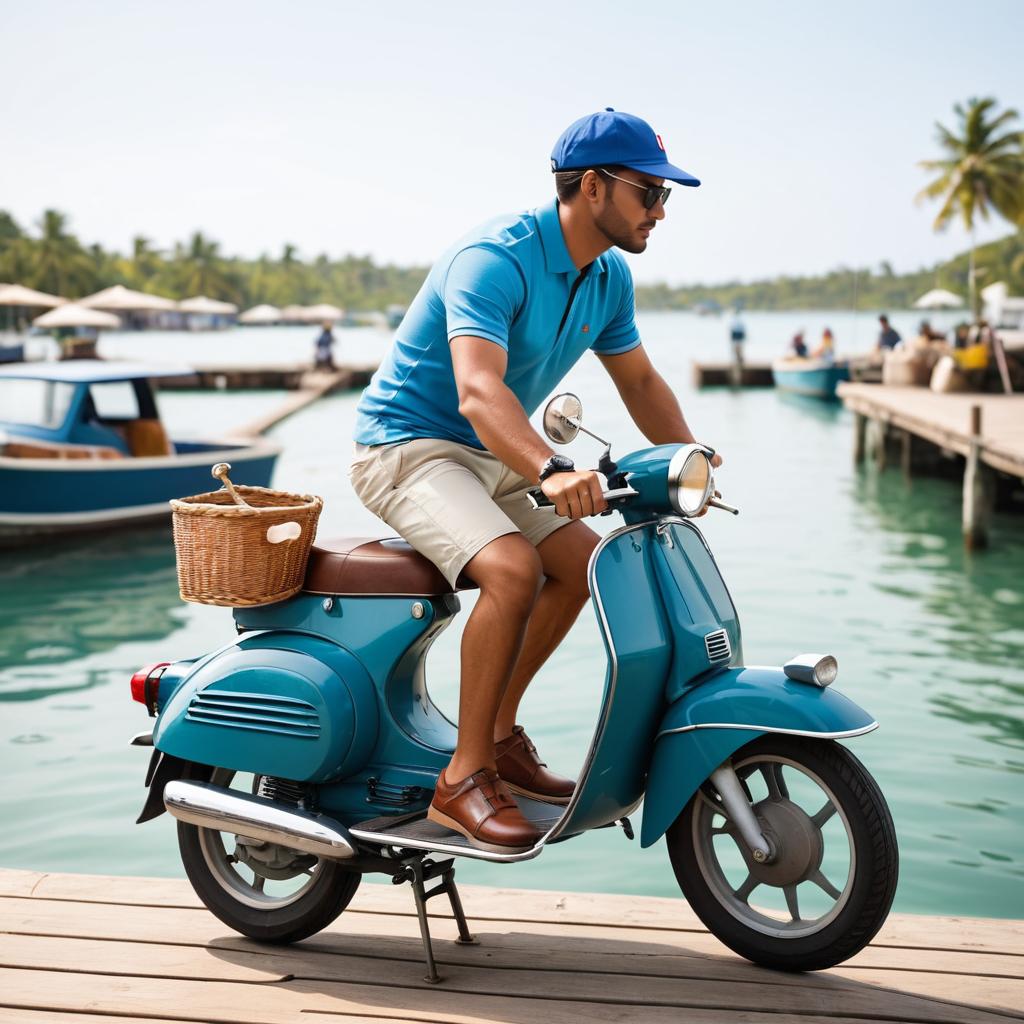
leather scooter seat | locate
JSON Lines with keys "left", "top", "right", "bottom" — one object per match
{"left": 302, "top": 536, "right": 477, "bottom": 597}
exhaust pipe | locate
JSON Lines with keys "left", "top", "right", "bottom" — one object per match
{"left": 164, "top": 780, "right": 357, "bottom": 860}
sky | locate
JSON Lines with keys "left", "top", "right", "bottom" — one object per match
{"left": 2, "top": 0, "right": 1022, "bottom": 287}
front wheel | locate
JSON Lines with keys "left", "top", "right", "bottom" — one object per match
{"left": 177, "top": 766, "right": 361, "bottom": 944}
{"left": 667, "top": 735, "right": 898, "bottom": 971}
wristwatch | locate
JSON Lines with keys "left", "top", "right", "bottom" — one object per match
{"left": 538, "top": 454, "right": 575, "bottom": 482}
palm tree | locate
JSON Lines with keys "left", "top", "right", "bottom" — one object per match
{"left": 917, "top": 97, "right": 1024, "bottom": 313}
{"left": 170, "top": 232, "right": 240, "bottom": 302}
{"left": 3, "top": 209, "right": 96, "bottom": 297}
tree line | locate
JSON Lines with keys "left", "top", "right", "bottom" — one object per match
{"left": 2, "top": 97, "right": 1020, "bottom": 314}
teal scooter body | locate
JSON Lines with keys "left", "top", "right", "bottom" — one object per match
{"left": 133, "top": 418, "right": 897, "bottom": 981}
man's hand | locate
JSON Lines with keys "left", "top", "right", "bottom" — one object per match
{"left": 710, "top": 452, "right": 723, "bottom": 468}
{"left": 541, "top": 470, "right": 608, "bottom": 520}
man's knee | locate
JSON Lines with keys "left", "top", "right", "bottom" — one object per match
{"left": 538, "top": 523, "right": 599, "bottom": 602}
{"left": 465, "top": 535, "right": 543, "bottom": 611}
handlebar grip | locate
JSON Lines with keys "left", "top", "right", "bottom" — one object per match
{"left": 527, "top": 485, "right": 639, "bottom": 511}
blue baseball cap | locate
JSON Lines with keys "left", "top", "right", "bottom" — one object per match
{"left": 550, "top": 108, "right": 700, "bottom": 187}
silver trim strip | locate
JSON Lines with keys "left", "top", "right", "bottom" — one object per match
{"left": 654, "top": 721, "right": 879, "bottom": 742}
{"left": 545, "top": 517, "right": 662, "bottom": 843}
{"left": 348, "top": 826, "right": 547, "bottom": 863}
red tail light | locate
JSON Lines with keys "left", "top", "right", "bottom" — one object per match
{"left": 130, "top": 663, "right": 170, "bottom": 715}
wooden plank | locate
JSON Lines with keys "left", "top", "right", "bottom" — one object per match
{"left": 0, "top": 1012, "right": 193, "bottom": 1024}
{"left": 0, "top": 872, "right": 43, "bottom": 899}
{"left": 17, "top": 871, "right": 1023, "bottom": 957}
{"left": 1, "top": 900, "right": 1020, "bottom": 1022}
{"left": 0, "top": 966, "right": 1014, "bottom": 1024}
{"left": 5, "top": 893, "right": 1020, "bottom": 985}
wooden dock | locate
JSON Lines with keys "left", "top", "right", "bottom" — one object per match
{"left": 838, "top": 383, "right": 1024, "bottom": 548}
{"left": 1, "top": 868, "right": 1021, "bottom": 1023}
{"left": 692, "top": 361, "right": 774, "bottom": 388}
{"left": 156, "top": 361, "right": 378, "bottom": 392}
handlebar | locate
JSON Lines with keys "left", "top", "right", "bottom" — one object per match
{"left": 526, "top": 486, "right": 638, "bottom": 510}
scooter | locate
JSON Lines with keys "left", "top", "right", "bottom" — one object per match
{"left": 130, "top": 393, "right": 898, "bottom": 982}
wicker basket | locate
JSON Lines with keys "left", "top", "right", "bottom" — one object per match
{"left": 171, "top": 463, "right": 323, "bottom": 607}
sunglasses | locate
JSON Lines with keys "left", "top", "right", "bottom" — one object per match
{"left": 598, "top": 168, "right": 671, "bottom": 209}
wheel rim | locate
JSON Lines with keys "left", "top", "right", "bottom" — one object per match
{"left": 691, "top": 753, "right": 856, "bottom": 938}
{"left": 196, "top": 769, "right": 325, "bottom": 910}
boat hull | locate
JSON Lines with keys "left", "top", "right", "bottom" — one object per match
{"left": 0, "top": 440, "right": 280, "bottom": 541}
{"left": 772, "top": 359, "right": 851, "bottom": 399}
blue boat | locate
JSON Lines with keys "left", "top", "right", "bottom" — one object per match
{"left": 771, "top": 357, "right": 851, "bottom": 399}
{"left": 0, "top": 360, "right": 280, "bottom": 542}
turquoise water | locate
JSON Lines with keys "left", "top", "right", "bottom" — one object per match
{"left": 1, "top": 310, "right": 1021, "bottom": 919}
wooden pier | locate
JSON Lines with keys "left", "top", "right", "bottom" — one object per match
{"left": 692, "top": 361, "right": 774, "bottom": 388}
{"left": 1, "top": 868, "right": 1021, "bottom": 1023}
{"left": 156, "top": 361, "right": 378, "bottom": 392}
{"left": 838, "top": 383, "right": 1024, "bottom": 548}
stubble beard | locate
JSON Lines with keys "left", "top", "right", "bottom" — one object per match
{"left": 595, "top": 204, "right": 651, "bottom": 255}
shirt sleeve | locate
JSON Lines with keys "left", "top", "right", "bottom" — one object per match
{"left": 591, "top": 259, "right": 641, "bottom": 355}
{"left": 443, "top": 244, "right": 526, "bottom": 350}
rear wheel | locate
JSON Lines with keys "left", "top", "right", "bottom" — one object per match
{"left": 667, "top": 735, "right": 898, "bottom": 971}
{"left": 177, "top": 766, "right": 361, "bottom": 944}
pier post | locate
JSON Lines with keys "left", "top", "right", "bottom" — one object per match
{"left": 865, "top": 417, "right": 888, "bottom": 470}
{"left": 963, "top": 404, "right": 994, "bottom": 550}
{"left": 853, "top": 412, "right": 866, "bottom": 465}
{"left": 900, "top": 429, "right": 914, "bottom": 481}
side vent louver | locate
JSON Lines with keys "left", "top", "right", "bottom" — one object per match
{"left": 186, "top": 690, "right": 320, "bottom": 739}
{"left": 704, "top": 629, "right": 731, "bottom": 663}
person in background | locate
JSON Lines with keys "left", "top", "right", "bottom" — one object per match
{"left": 789, "top": 330, "right": 808, "bottom": 358}
{"left": 917, "top": 319, "right": 945, "bottom": 343}
{"left": 314, "top": 320, "right": 336, "bottom": 370}
{"left": 953, "top": 322, "right": 970, "bottom": 349}
{"left": 876, "top": 314, "right": 901, "bottom": 351}
{"left": 812, "top": 327, "right": 835, "bottom": 361}
{"left": 729, "top": 311, "right": 746, "bottom": 368}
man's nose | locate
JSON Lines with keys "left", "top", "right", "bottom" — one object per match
{"left": 650, "top": 199, "right": 667, "bottom": 221}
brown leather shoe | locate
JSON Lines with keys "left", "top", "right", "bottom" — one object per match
{"left": 427, "top": 767, "right": 541, "bottom": 853}
{"left": 495, "top": 726, "right": 575, "bottom": 805}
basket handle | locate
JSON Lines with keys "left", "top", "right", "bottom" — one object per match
{"left": 212, "top": 462, "right": 252, "bottom": 508}
{"left": 266, "top": 521, "right": 302, "bottom": 544}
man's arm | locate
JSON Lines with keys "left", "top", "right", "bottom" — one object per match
{"left": 450, "top": 336, "right": 606, "bottom": 518}
{"left": 596, "top": 345, "right": 723, "bottom": 466}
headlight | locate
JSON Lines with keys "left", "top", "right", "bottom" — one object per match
{"left": 668, "top": 445, "right": 714, "bottom": 517}
{"left": 783, "top": 654, "right": 839, "bottom": 688}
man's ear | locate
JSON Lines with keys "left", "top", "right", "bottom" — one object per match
{"left": 580, "top": 169, "right": 603, "bottom": 202}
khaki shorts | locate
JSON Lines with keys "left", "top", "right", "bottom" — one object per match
{"left": 348, "top": 438, "right": 569, "bottom": 587}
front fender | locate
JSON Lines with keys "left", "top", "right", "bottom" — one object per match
{"left": 639, "top": 665, "right": 877, "bottom": 847}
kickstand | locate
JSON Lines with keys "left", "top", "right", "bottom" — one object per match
{"left": 393, "top": 855, "right": 477, "bottom": 983}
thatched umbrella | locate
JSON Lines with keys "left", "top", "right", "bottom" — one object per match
{"left": 913, "top": 288, "right": 964, "bottom": 310}
{"left": 239, "top": 304, "right": 283, "bottom": 325}
{"left": 301, "top": 303, "right": 344, "bottom": 323}
{"left": 0, "top": 284, "right": 67, "bottom": 308}
{"left": 79, "top": 285, "right": 177, "bottom": 312}
{"left": 33, "top": 304, "right": 121, "bottom": 329}
{"left": 177, "top": 295, "right": 238, "bottom": 314}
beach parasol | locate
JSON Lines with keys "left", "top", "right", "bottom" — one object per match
{"left": 238, "top": 304, "right": 283, "bottom": 325}
{"left": 178, "top": 295, "right": 239, "bottom": 314}
{"left": 79, "top": 284, "right": 177, "bottom": 312}
{"left": 913, "top": 288, "right": 963, "bottom": 310}
{"left": 301, "top": 303, "right": 344, "bottom": 322}
{"left": 33, "top": 304, "right": 122, "bottom": 329}
{"left": 0, "top": 284, "right": 67, "bottom": 308}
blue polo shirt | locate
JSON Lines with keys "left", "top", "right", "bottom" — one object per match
{"left": 353, "top": 198, "right": 641, "bottom": 449}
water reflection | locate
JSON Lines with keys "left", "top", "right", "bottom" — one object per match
{"left": 774, "top": 391, "right": 846, "bottom": 423}
{"left": 0, "top": 527, "right": 184, "bottom": 698}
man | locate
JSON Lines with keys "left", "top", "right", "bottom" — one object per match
{"left": 350, "top": 108, "right": 721, "bottom": 853}
{"left": 876, "top": 315, "right": 901, "bottom": 351}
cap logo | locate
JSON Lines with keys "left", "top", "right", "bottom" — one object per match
{"left": 655, "top": 134, "right": 665, "bottom": 151}
{"left": 582, "top": 324, "right": 590, "bottom": 333}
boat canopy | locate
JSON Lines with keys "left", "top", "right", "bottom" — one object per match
{"left": 0, "top": 360, "right": 194, "bottom": 384}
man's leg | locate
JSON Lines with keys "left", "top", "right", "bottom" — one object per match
{"left": 444, "top": 532, "right": 543, "bottom": 784}
{"left": 493, "top": 521, "right": 598, "bottom": 740}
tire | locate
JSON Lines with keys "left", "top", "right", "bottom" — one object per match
{"left": 177, "top": 765, "right": 361, "bottom": 944}
{"left": 667, "top": 735, "right": 898, "bottom": 971}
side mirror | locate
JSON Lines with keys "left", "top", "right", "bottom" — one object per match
{"left": 542, "top": 393, "right": 583, "bottom": 445}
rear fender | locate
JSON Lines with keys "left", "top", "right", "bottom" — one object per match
{"left": 136, "top": 750, "right": 206, "bottom": 824}
{"left": 640, "top": 666, "right": 877, "bottom": 847}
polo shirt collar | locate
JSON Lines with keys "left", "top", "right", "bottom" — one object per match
{"left": 537, "top": 199, "right": 607, "bottom": 276}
